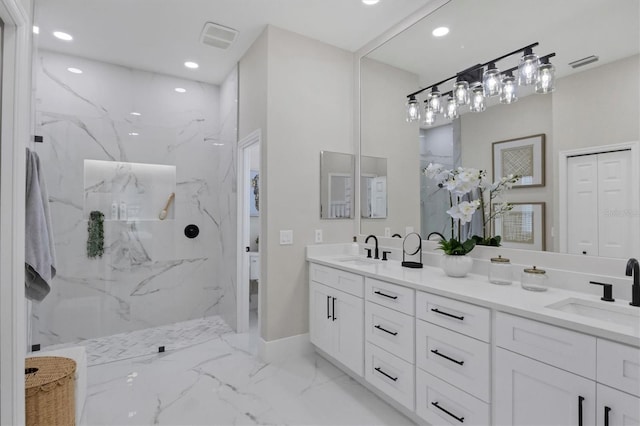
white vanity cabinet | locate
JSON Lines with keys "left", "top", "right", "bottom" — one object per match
{"left": 309, "top": 264, "right": 364, "bottom": 376}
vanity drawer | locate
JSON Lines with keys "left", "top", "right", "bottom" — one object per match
{"left": 364, "top": 342, "right": 415, "bottom": 411}
{"left": 416, "top": 292, "right": 490, "bottom": 342}
{"left": 597, "top": 339, "right": 640, "bottom": 397}
{"left": 365, "top": 277, "right": 414, "bottom": 315}
{"left": 365, "top": 302, "right": 414, "bottom": 364}
{"left": 416, "top": 369, "right": 490, "bottom": 426}
{"left": 309, "top": 263, "right": 363, "bottom": 297}
{"left": 496, "top": 311, "right": 596, "bottom": 379}
{"left": 416, "top": 320, "right": 490, "bottom": 402}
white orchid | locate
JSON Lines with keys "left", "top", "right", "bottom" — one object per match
{"left": 423, "top": 163, "right": 450, "bottom": 182}
{"left": 446, "top": 200, "right": 480, "bottom": 224}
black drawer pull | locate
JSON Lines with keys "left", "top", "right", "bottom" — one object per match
{"left": 431, "top": 308, "right": 464, "bottom": 321}
{"left": 579, "top": 396, "right": 584, "bottom": 426}
{"left": 604, "top": 406, "right": 611, "bottom": 426}
{"left": 432, "top": 401, "right": 464, "bottom": 423}
{"left": 332, "top": 297, "right": 337, "bottom": 321}
{"left": 374, "top": 367, "right": 398, "bottom": 382}
{"left": 327, "top": 296, "right": 331, "bottom": 319}
{"left": 431, "top": 349, "right": 464, "bottom": 365}
{"left": 374, "top": 290, "right": 398, "bottom": 300}
{"left": 374, "top": 324, "right": 398, "bottom": 336}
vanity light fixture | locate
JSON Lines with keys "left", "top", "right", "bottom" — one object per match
{"left": 174, "top": 87, "right": 187, "bottom": 93}
{"left": 184, "top": 61, "right": 199, "bottom": 69}
{"left": 405, "top": 42, "right": 555, "bottom": 126}
{"left": 53, "top": 31, "right": 73, "bottom": 41}
{"left": 130, "top": 112, "right": 142, "bottom": 116}
{"left": 33, "top": 26, "right": 39, "bottom": 34}
{"left": 432, "top": 26, "right": 449, "bottom": 37}
{"left": 67, "top": 67, "right": 82, "bottom": 74}
{"left": 362, "top": 0, "right": 380, "bottom": 5}
{"left": 128, "top": 132, "right": 139, "bottom": 136}
{"left": 405, "top": 95, "right": 421, "bottom": 122}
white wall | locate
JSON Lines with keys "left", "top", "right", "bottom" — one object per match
{"left": 239, "top": 26, "right": 354, "bottom": 342}
{"left": 360, "top": 57, "right": 420, "bottom": 236}
{"left": 33, "top": 50, "right": 237, "bottom": 345}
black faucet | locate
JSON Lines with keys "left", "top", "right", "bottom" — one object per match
{"left": 626, "top": 258, "right": 640, "bottom": 307}
{"left": 392, "top": 233, "right": 402, "bottom": 238}
{"left": 365, "top": 235, "right": 379, "bottom": 259}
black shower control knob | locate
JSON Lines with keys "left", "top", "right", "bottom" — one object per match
{"left": 184, "top": 224, "right": 200, "bottom": 239}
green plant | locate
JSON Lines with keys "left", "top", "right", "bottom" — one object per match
{"left": 436, "top": 237, "right": 476, "bottom": 256}
{"left": 87, "top": 210, "right": 104, "bottom": 258}
{"left": 471, "top": 235, "right": 502, "bottom": 247}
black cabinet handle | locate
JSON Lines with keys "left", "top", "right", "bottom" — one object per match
{"left": 332, "top": 297, "right": 337, "bottom": 321}
{"left": 431, "top": 308, "right": 464, "bottom": 321}
{"left": 431, "top": 349, "right": 464, "bottom": 365}
{"left": 374, "top": 290, "right": 398, "bottom": 300}
{"left": 604, "top": 406, "right": 611, "bottom": 426}
{"left": 327, "top": 296, "right": 331, "bottom": 319}
{"left": 374, "top": 367, "right": 397, "bottom": 382}
{"left": 579, "top": 396, "right": 584, "bottom": 426}
{"left": 431, "top": 401, "right": 464, "bottom": 423}
{"left": 374, "top": 324, "right": 398, "bottom": 336}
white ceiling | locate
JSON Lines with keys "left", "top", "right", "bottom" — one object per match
{"left": 367, "top": 0, "right": 639, "bottom": 89}
{"left": 34, "top": 0, "right": 433, "bottom": 85}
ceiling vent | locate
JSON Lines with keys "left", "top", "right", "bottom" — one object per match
{"left": 568, "top": 55, "right": 599, "bottom": 69}
{"left": 200, "top": 22, "right": 238, "bottom": 50}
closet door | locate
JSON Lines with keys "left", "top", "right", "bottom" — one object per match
{"left": 597, "top": 150, "right": 632, "bottom": 258}
{"left": 567, "top": 155, "right": 599, "bottom": 256}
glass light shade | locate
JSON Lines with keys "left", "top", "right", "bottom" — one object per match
{"left": 423, "top": 104, "right": 436, "bottom": 126}
{"left": 453, "top": 80, "right": 469, "bottom": 105}
{"left": 443, "top": 98, "right": 459, "bottom": 120}
{"left": 428, "top": 89, "right": 443, "bottom": 113}
{"left": 500, "top": 74, "right": 518, "bottom": 104}
{"left": 482, "top": 64, "right": 502, "bottom": 97}
{"left": 518, "top": 53, "right": 540, "bottom": 86}
{"left": 470, "top": 84, "right": 486, "bottom": 112}
{"left": 406, "top": 96, "right": 421, "bottom": 122}
{"left": 535, "top": 62, "right": 556, "bottom": 94}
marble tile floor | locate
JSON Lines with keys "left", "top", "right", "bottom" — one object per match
{"left": 84, "top": 328, "right": 415, "bottom": 425}
{"left": 43, "top": 316, "right": 232, "bottom": 366}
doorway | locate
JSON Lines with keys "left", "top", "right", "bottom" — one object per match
{"left": 237, "top": 130, "right": 261, "bottom": 337}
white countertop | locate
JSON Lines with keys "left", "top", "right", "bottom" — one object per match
{"left": 307, "top": 254, "right": 640, "bottom": 348}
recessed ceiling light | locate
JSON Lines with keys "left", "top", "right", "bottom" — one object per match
{"left": 53, "top": 31, "right": 73, "bottom": 41}
{"left": 128, "top": 132, "right": 139, "bottom": 136}
{"left": 184, "top": 61, "right": 199, "bottom": 69}
{"left": 174, "top": 87, "right": 186, "bottom": 93}
{"left": 67, "top": 67, "right": 82, "bottom": 74}
{"left": 130, "top": 112, "right": 141, "bottom": 116}
{"left": 32, "top": 26, "right": 39, "bottom": 34}
{"left": 213, "top": 143, "right": 225, "bottom": 146}
{"left": 362, "top": 0, "right": 379, "bottom": 4}
{"left": 432, "top": 27, "right": 450, "bottom": 37}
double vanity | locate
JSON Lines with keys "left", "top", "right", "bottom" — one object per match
{"left": 307, "top": 247, "right": 640, "bottom": 425}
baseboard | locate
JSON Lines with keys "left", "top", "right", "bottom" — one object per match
{"left": 258, "top": 333, "right": 313, "bottom": 363}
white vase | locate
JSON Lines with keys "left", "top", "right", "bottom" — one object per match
{"left": 441, "top": 254, "right": 473, "bottom": 278}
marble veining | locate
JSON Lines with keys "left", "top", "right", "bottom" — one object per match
{"left": 31, "top": 50, "right": 238, "bottom": 347}
{"left": 83, "top": 328, "right": 414, "bottom": 425}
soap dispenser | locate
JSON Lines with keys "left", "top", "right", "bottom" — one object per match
{"left": 349, "top": 236, "right": 359, "bottom": 255}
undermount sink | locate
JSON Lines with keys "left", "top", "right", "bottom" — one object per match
{"left": 333, "top": 256, "right": 380, "bottom": 266}
{"left": 546, "top": 298, "right": 640, "bottom": 329}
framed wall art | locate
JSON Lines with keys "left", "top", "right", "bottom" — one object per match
{"left": 492, "top": 134, "right": 545, "bottom": 187}
{"left": 494, "top": 202, "right": 546, "bottom": 251}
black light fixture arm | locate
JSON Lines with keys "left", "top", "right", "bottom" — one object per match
{"left": 406, "top": 42, "right": 554, "bottom": 99}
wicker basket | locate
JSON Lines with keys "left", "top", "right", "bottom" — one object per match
{"left": 25, "top": 356, "right": 76, "bottom": 426}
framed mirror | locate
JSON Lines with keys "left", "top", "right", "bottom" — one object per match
{"left": 359, "top": 0, "right": 639, "bottom": 258}
{"left": 320, "top": 151, "right": 354, "bottom": 219}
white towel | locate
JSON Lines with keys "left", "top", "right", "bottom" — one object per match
{"left": 25, "top": 148, "right": 56, "bottom": 301}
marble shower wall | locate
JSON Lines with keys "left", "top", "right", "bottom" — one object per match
{"left": 32, "top": 50, "right": 237, "bottom": 346}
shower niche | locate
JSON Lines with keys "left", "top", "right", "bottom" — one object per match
{"left": 83, "top": 159, "right": 176, "bottom": 222}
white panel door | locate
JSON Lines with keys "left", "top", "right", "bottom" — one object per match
{"left": 333, "top": 290, "right": 364, "bottom": 376}
{"left": 495, "top": 348, "right": 596, "bottom": 426}
{"left": 597, "top": 150, "right": 632, "bottom": 258}
{"left": 370, "top": 176, "right": 387, "bottom": 218}
{"left": 309, "top": 282, "right": 333, "bottom": 355}
{"left": 567, "top": 155, "right": 599, "bottom": 256}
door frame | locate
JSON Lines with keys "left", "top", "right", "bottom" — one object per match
{"left": 0, "top": 0, "right": 30, "bottom": 423}
{"left": 236, "top": 129, "right": 261, "bottom": 333}
{"left": 558, "top": 141, "right": 640, "bottom": 255}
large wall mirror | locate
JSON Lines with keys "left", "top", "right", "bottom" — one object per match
{"left": 360, "top": 0, "right": 639, "bottom": 258}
